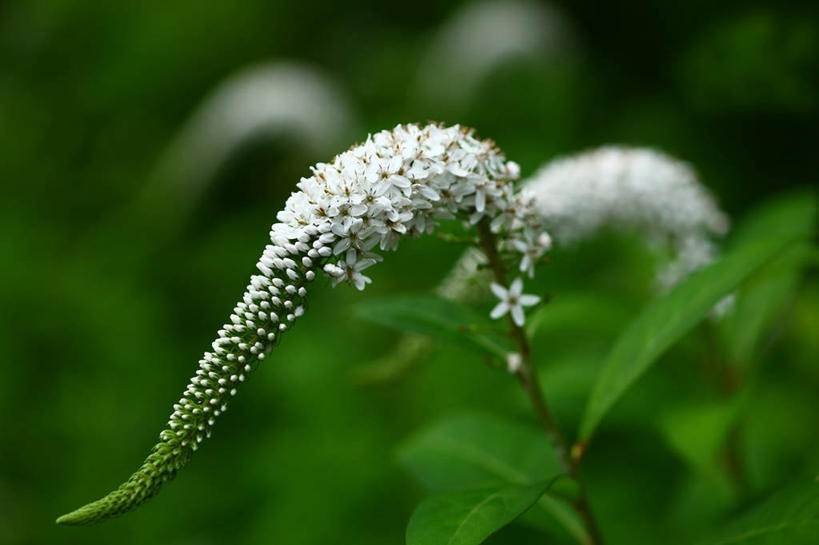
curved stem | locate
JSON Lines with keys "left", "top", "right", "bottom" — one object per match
{"left": 476, "top": 220, "right": 604, "bottom": 545}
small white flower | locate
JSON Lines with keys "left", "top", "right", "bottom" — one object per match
{"left": 512, "top": 231, "right": 552, "bottom": 278}
{"left": 490, "top": 278, "right": 540, "bottom": 326}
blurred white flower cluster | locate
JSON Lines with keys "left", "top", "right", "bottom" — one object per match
{"left": 528, "top": 146, "right": 728, "bottom": 288}
{"left": 157, "top": 62, "right": 352, "bottom": 202}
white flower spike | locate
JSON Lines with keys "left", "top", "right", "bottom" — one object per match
{"left": 490, "top": 278, "right": 541, "bottom": 327}
{"left": 59, "top": 122, "right": 549, "bottom": 525}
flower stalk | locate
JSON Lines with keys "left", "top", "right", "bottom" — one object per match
{"left": 476, "top": 219, "right": 604, "bottom": 545}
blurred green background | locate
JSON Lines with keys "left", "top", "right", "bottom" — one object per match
{"left": 1, "top": 0, "right": 817, "bottom": 544}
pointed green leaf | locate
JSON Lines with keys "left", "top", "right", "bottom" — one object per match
{"left": 355, "top": 294, "right": 513, "bottom": 359}
{"left": 406, "top": 481, "right": 555, "bottom": 545}
{"left": 399, "top": 413, "right": 562, "bottom": 491}
{"left": 579, "top": 233, "right": 801, "bottom": 441}
{"left": 399, "top": 413, "right": 588, "bottom": 544}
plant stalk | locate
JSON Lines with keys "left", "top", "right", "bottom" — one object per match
{"left": 476, "top": 220, "right": 604, "bottom": 545}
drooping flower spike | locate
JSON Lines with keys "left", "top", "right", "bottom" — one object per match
{"left": 57, "top": 123, "right": 550, "bottom": 525}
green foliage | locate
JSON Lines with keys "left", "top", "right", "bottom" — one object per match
{"left": 579, "top": 232, "right": 805, "bottom": 442}
{"left": 720, "top": 192, "right": 818, "bottom": 367}
{"left": 525, "top": 291, "right": 635, "bottom": 340}
{"left": 400, "top": 413, "right": 562, "bottom": 490}
{"left": 400, "top": 413, "right": 589, "bottom": 543}
{"left": 658, "top": 398, "right": 742, "bottom": 478}
{"left": 356, "top": 294, "right": 514, "bottom": 360}
{"left": 406, "top": 481, "right": 554, "bottom": 545}
{"left": 701, "top": 480, "right": 819, "bottom": 544}
{"left": 3, "top": 0, "right": 818, "bottom": 542}
{"left": 680, "top": 11, "right": 819, "bottom": 114}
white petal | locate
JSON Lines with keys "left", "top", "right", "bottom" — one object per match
{"left": 513, "top": 240, "right": 528, "bottom": 253}
{"left": 475, "top": 189, "right": 486, "bottom": 213}
{"left": 353, "top": 273, "right": 372, "bottom": 290}
{"left": 490, "top": 302, "right": 509, "bottom": 319}
{"left": 510, "top": 277, "right": 523, "bottom": 296}
{"left": 333, "top": 238, "right": 351, "bottom": 255}
{"left": 511, "top": 305, "right": 525, "bottom": 327}
{"left": 518, "top": 294, "right": 540, "bottom": 307}
{"left": 490, "top": 283, "right": 507, "bottom": 300}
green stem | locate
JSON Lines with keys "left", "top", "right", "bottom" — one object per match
{"left": 476, "top": 220, "right": 604, "bottom": 545}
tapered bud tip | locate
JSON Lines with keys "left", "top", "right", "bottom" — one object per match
{"left": 56, "top": 500, "right": 104, "bottom": 525}
{"left": 56, "top": 510, "right": 86, "bottom": 525}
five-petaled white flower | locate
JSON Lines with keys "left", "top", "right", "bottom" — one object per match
{"left": 490, "top": 278, "right": 540, "bottom": 326}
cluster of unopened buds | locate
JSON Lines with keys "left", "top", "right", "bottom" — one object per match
{"left": 58, "top": 122, "right": 551, "bottom": 524}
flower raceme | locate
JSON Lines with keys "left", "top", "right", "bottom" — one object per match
{"left": 57, "top": 123, "right": 550, "bottom": 525}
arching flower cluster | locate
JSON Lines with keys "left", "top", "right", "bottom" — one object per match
{"left": 58, "top": 123, "right": 550, "bottom": 525}
{"left": 271, "top": 123, "right": 546, "bottom": 291}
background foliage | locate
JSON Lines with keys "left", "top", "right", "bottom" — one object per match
{"left": 1, "top": 0, "right": 817, "bottom": 544}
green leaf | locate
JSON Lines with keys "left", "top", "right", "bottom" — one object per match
{"left": 699, "top": 480, "right": 819, "bottom": 544}
{"left": 721, "top": 244, "right": 812, "bottom": 366}
{"left": 399, "top": 413, "right": 588, "bottom": 544}
{"left": 355, "top": 293, "right": 513, "bottom": 359}
{"left": 406, "top": 481, "right": 554, "bottom": 545}
{"left": 720, "top": 191, "right": 818, "bottom": 367}
{"left": 526, "top": 291, "right": 637, "bottom": 339}
{"left": 400, "top": 412, "right": 562, "bottom": 491}
{"left": 658, "top": 397, "right": 743, "bottom": 477}
{"left": 579, "top": 233, "right": 801, "bottom": 441}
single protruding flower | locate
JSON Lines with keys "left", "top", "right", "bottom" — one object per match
{"left": 490, "top": 278, "right": 540, "bottom": 326}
